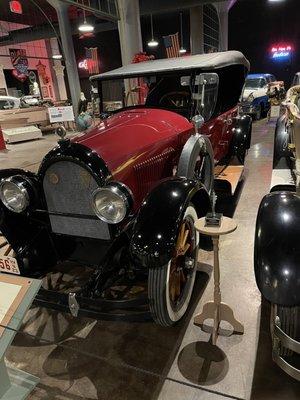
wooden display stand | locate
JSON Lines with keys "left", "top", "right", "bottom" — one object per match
{"left": 194, "top": 217, "right": 244, "bottom": 345}
{"left": 0, "top": 274, "right": 41, "bottom": 399}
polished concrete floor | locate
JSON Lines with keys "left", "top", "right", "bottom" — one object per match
{"left": 1, "top": 121, "right": 299, "bottom": 399}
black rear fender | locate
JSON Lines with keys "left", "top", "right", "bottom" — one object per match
{"left": 254, "top": 191, "right": 300, "bottom": 306}
{"left": 130, "top": 178, "right": 211, "bottom": 268}
{"left": 231, "top": 114, "right": 252, "bottom": 154}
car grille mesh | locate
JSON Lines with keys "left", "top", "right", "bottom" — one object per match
{"left": 43, "top": 160, "right": 110, "bottom": 240}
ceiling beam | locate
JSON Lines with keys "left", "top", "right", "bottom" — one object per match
{"left": 139, "top": 0, "right": 232, "bottom": 15}
{"left": 0, "top": 21, "right": 116, "bottom": 47}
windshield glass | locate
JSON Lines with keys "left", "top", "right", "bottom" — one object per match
{"left": 245, "top": 78, "right": 265, "bottom": 89}
{"left": 98, "top": 73, "right": 219, "bottom": 121}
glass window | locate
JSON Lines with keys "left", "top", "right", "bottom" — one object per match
{"left": 245, "top": 78, "right": 265, "bottom": 89}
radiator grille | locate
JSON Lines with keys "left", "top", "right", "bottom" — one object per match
{"left": 43, "top": 160, "right": 110, "bottom": 240}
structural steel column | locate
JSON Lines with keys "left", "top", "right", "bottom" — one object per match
{"left": 190, "top": 6, "right": 204, "bottom": 55}
{"left": 117, "top": 0, "right": 143, "bottom": 66}
{"left": 47, "top": 0, "right": 81, "bottom": 115}
{"left": 49, "top": 37, "right": 68, "bottom": 101}
{"left": 214, "top": 1, "right": 229, "bottom": 51}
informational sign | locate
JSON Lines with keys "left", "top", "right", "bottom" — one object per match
{"left": 0, "top": 275, "right": 31, "bottom": 338}
{"left": 48, "top": 106, "right": 75, "bottom": 123}
{"left": 270, "top": 44, "right": 293, "bottom": 60}
{"left": 270, "top": 105, "right": 281, "bottom": 118}
{"left": 9, "top": 48, "right": 28, "bottom": 81}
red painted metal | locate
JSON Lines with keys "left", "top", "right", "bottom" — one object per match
{"left": 0, "top": 127, "right": 6, "bottom": 151}
{"left": 73, "top": 107, "right": 236, "bottom": 208}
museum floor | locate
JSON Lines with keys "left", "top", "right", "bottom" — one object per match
{"left": 2, "top": 120, "right": 300, "bottom": 400}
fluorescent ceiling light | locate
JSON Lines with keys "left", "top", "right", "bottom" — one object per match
{"left": 52, "top": 54, "right": 62, "bottom": 59}
{"left": 148, "top": 39, "right": 158, "bottom": 47}
{"left": 78, "top": 20, "right": 94, "bottom": 33}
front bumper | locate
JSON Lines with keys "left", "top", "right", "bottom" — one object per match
{"left": 240, "top": 103, "right": 258, "bottom": 115}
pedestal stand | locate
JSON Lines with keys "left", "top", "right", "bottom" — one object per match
{"left": 0, "top": 275, "right": 41, "bottom": 399}
{"left": 194, "top": 217, "right": 244, "bottom": 345}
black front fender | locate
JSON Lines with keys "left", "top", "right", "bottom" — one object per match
{"left": 273, "top": 114, "right": 291, "bottom": 169}
{"left": 0, "top": 168, "right": 59, "bottom": 274}
{"left": 254, "top": 191, "right": 300, "bottom": 306}
{"left": 130, "top": 178, "right": 211, "bottom": 268}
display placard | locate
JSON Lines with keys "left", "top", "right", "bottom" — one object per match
{"left": 0, "top": 275, "right": 31, "bottom": 338}
{"left": 270, "top": 105, "right": 281, "bottom": 118}
{"left": 48, "top": 106, "right": 75, "bottom": 123}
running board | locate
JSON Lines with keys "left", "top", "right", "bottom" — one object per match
{"left": 214, "top": 165, "right": 244, "bottom": 196}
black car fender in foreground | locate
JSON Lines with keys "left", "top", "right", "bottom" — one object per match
{"left": 130, "top": 177, "right": 211, "bottom": 268}
{"left": 254, "top": 191, "right": 300, "bottom": 306}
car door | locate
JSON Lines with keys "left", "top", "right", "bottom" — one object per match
{"left": 201, "top": 107, "right": 236, "bottom": 163}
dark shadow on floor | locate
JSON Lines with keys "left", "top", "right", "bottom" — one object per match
{"left": 251, "top": 299, "right": 300, "bottom": 400}
{"left": 8, "top": 273, "right": 209, "bottom": 400}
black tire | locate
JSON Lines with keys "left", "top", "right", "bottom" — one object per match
{"left": 148, "top": 205, "right": 199, "bottom": 326}
{"left": 177, "top": 135, "right": 214, "bottom": 194}
{"left": 271, "top": 304, "right": 300, "bottom": 357}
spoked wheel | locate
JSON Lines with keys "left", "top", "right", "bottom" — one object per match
{"left": 0, "top": 232, "right": 14, "bottom": 258}
{"left": 271, "top": 304, "right": 300, "bottom": 358}
{"left": 148, "top": 205, "right": 199, "bottom": 326}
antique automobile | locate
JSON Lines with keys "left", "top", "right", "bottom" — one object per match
{"left": 255, "top": 85, "right": 300, "bottom": 380}
{"left": 291, "top": 72, "right": 300, "bottom": 87}
{"left": 0, "top": 51, "right": 251, "bottom": 326}
{"left": 241, "top": 73, "right": 276, "bottom": 120}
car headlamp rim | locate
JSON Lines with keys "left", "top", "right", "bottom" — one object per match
{"left": 0, "top": 176, "right": 30, "bottom": 213}
{"left": 92, "top": 182, "right": 133, "bottom": 224}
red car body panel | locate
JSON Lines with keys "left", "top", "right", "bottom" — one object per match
{"left": 73, "top": 107, "right": 237, "bottom": 208}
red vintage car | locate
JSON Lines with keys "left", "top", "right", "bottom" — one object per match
{"left": 0, "top": 51, "right": 251, "bottom": 326}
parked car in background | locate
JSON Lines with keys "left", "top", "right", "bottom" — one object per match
{"left": 254, "top": 84, "right": 300, "bottom": 381}
{"left": 0, "top": 95, "right": 20, "bottom": 110}
{"left": 0, "top": 51, "right": 252, "bottom": 327}
{"left": 291, "top": 72, "right": 300, "bottom": 87}
{"left": 241, "top": 73, "right": 276, "bottom": 120}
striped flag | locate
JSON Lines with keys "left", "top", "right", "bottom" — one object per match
{"left": 85, "top": 47, "right": 99, "bottom": 75}
{"left": 163, "top": 33, "right": 180, "bottom": 58}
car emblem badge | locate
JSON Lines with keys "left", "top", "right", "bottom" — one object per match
{"left": 49, "top": 173, "right": 59, "bottom": 185}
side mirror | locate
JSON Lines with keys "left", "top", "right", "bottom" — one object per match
{"left": 192, "top": 114, "right": 204, "bottom": 135}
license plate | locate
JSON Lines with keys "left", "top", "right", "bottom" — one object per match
{"left": 0, "top": 256, "right": 20, "bottom": 275}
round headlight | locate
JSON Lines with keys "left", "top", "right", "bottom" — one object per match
{"left": 93, "top": 183, "right": 132, "bottom": 224}
{"left": 0, "top": 177, "right": 30, "bottom": 213}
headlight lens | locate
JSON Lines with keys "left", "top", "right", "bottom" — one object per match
{"left": 93, "top": 183, "right": 132, "bottom": 224}
{"left": 0, "top": 177, "right": 30, "bottom": 213}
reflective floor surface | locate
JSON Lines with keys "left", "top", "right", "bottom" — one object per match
{"left": 1, "top": 121, "right": 300, "bottom": 399}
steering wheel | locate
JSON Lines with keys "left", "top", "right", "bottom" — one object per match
{"left": 159, "top": 91, "right": 190, "bottom": 109}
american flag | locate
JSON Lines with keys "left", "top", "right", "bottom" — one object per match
{"left": 85, "top": 47, "right": 99, "bottom": 75}
{"left": 163, "top": 33, "right": 180, "bottom": 58}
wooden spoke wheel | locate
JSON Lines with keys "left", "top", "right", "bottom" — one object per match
{"left": 0, "top": 232, "right": 14, "bottom": 257}
{"left": 148, "top": 205, "right": 199, "bottom": 326}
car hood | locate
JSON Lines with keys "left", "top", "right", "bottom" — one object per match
{"left": 73, "top": 108, "right": 192, "bottom": 172}
{"left": 242, "top": 88, "right": 267, "bottom": 101}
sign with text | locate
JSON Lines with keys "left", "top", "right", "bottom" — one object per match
{"left": 48, "top": 106, "right": 75, "bottom": 123}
